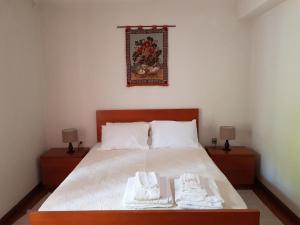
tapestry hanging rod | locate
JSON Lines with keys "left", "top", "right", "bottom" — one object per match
{"left": 117, "top": 25, "right": 176, "bottom": 28}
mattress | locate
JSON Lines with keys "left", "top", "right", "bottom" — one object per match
{"left": 39, "top": 144, "right": 247, "bottom": 211}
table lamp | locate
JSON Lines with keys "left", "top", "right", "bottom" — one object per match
{"left": 62, "top": 128, "right": 78, "bottom": 154}
{"left": 220, "top": 126, "right": 235, "bottom": 151}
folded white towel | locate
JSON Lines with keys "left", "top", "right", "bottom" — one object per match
{"left": 177, "top": 202, "right": 223, "bottom": 209}
{"left": 123, "top": 177, "right": 173, "bottom": 209}
{"left": 180, "top": 173, "right": 204, "bottom": 193}
{"left": 179, "top": 173, "right": 207, "bottom": 200}
{"left": 135, "top": 171, "right": 159, "bottom": 188}
{"left": 134, "top": 172, "right": 160, "bottom": 200}
{"left": 200, "top": 177, "right": 224, "bottom": 204}
{"left": 180, "top": 173, "right": 200, "bottom": 186}
{"left": 179, "top": 191, "right": 207, "bottom": 202}
{"left": 175, "top": 176, "right": 224, "bottom": 209}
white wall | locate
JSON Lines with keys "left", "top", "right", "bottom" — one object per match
{"left": 0, "top": 0, "right": 46, "bottom": 218}
{"left": 40, "top": 0, "right": 252, "bottom": 149}
{"left": 238, "top": 0, "right": 286, "bottom": 19}
{"left": 1, "top": 0, "right": 298, "bottom": 218}
{"left": 250, "top": 0, "right": 300, "bottom": 216}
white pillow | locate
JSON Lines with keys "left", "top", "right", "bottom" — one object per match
{"left": 150, "top": 120, "right": 199, "bottom": 149}
{"left": 100, "top": 122, "right": 149, "bottom": 150}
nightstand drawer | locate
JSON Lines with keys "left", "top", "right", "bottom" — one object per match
{"left": 40, "top": 158, "right": 81, "bottom": 188}
{"left": 41, "top": 157, "right": 82, "bottom": 168}
{"left": 40, "top": 148, "right": 89, "bottom": 189}
{"left": 222, "top": 170, "right": 255, "bottom": 186}
{"left": 211, "top": 155, "right": 256, "bottom": 171}
{"left": 205, "top": 146, "right": 256, "bottom": 187}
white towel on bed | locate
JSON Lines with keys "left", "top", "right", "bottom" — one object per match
{"left": 177, "top": 201, "right": 223, "bottom": 209}
{"left": 180, "top": 173, "right": 206, "bottom": 193}
{"left": 124, "top": 177, "right": 173, "bottom": 209}
{"left": 175, "top": 176, "right": 224, "bottom": 209}
{"left": 134, "top": 171, "right": 160, "bottom": 200}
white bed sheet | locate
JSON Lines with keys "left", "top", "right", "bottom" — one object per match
{"left": 39, "top": 144, "right": 247, "bottom": 211}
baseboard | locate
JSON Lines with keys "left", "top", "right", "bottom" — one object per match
{"left": 0, "top": 183, "right": 43, "bottom": 225}
{"left": 254, "top": 178, "right": 300, "bottom": 224}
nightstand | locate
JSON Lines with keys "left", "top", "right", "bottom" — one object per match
{"left": 40, "top": 148, "right": 89, "bottom": 189}
{"left": 205, "top": 146, "right": 256, "bottom": 188}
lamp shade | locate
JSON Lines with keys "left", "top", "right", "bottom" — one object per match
{"left": 220, "top": 126, "right": 235, "bottom": 140}
{"left": 62, "top": 128, "right": 78, "bottom": 143}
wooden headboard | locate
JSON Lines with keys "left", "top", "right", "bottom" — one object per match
{"left": 96, "top": 108, "right": 199, "bottom": 142}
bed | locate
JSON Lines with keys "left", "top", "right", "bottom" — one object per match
{"left": 30, "top": 109, "right": 259, "bottom": 225}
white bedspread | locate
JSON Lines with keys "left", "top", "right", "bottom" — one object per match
{"left": 39, "top": 145, "right": 247, "bottom": 211}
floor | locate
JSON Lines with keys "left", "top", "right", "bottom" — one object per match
{"left": 253, "top": 184, "right": 300, "bottom": 225}
{"left": 13, "top": 194, "right": 50, "bottom": 225}
{"left": 238, "top": 190, "right": 283, "bottom": 225}
{"left": 8, "top": 189, "right": 296, "bottom": 225}
{"left": 1, "top": 187, "right": 48, "bottom": 225}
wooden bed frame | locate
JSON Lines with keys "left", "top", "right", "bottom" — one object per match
{"left": 30, "top": 108, "right": 260, "bottom": 225}
{"left": 96, "top": 108, "right": 200, "bottom": 142}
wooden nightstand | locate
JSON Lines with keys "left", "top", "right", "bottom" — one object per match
{"left": 40, "top": 148, "right": 89, "bottom": 189}
{"left": 205, "top": 146, "right": 256, "bottom": 188}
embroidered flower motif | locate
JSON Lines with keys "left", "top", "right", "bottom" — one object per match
{"left": 132, "top": 36, "right": 162, "bottom": 75}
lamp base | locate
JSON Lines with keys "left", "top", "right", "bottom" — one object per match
{"left": 67, "top": 143, "right": 75, "bottom": 154}
{"left": 224, "top": 140, "right": 231, "bottom": 152}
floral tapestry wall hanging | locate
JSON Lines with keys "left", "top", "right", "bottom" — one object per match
{"left": 126, "top": 26, "right": 168, "bottom": 86}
